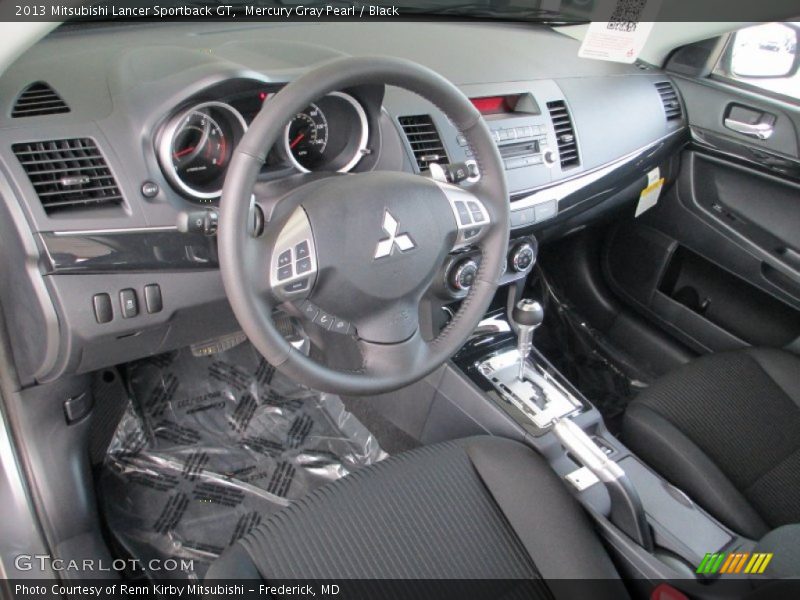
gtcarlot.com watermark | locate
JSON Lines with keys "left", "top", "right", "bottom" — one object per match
{"left": 14, "top": 554, "right": 193, "bottom": 573}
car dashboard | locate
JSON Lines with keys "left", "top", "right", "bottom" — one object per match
{"left": 0, "top": 20, "right": 688, "bottom": 386}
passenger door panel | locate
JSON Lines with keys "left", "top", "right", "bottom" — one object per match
{"left": 603, "top": 76, "right": 800, "bottom": 354}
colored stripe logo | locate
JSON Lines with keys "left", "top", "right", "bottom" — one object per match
{"left": 696, "top": 552, "right": 773, "bottom": 574}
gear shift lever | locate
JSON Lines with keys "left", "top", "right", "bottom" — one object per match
{"left": 511, "top": 299, "right": 544, "bottom": 381}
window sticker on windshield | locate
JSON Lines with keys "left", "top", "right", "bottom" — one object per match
{"left": 578, "top": 0, "right": 662, "bottom": 63}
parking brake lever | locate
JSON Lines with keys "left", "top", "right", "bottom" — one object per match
{"left": 552, "top": 417, "right": 654, "bottom": 551}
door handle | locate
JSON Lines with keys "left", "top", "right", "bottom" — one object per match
{"left": 724, "top": 118, "right": 774, "bottom": 140}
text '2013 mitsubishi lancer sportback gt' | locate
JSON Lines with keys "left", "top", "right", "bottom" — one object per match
{"left": 1, "top": 2, "right": 800, "bottom": 599}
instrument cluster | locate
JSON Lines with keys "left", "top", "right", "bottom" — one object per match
{"left": 157, "top": 85, "right": 371, "bottom": 204}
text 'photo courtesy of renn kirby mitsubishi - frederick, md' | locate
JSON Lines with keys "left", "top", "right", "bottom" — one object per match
{"left": 1, "top": 1, "right": 800, "bottom": 599}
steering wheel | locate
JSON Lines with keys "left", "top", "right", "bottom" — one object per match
{"left": 219, "top": 56, "right": 509, "bottom": 395}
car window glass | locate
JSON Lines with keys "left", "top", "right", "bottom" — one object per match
{"left": 714, "top": 22, "right": 800, "bottom": 100}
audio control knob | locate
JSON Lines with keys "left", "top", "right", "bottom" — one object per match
{"left": 509, "top": 240, "right": 537, "bottom": 272}
{"left": 449, "top": 258, "right": 478, "bottom": 292}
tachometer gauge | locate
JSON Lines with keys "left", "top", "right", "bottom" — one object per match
{"left": 158, "top": 101, "right": 247, "bottom": 203}
{"left": 284, "top": 92, "right": 369, "bottom": 173}
{"left": 285, "top": 103, "right": 329, "bottom": 171}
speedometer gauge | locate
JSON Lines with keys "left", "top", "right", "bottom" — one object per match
{"left": 286, "top": 103, "right": 329, "bottom": 170}
{"left": 284, "top": 92, "right": 369, "bottom": 173}
{"left": 158, "top": 101, "right": 247, "bottom": 203}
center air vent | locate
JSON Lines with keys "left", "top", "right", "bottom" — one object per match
{"left": 655, "top": 81, "right": 682, "bottom": 121}
{"left": 546, "top": 100, "right": 580, "bottom": 170}
{"left": 398, "top": 115, "right": 449, "bottom": 171}
{"left": 12, "top": 82, "right": 70, "bottom": 118}
{"left": 13, "top": 138, "right": 124, "bottom": 214}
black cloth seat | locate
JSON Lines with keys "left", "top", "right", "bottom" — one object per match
{"left": 207, "top": 436, "right": 626, "bottom": 598}
{"left": 623, "top": 348, "right": 800, "bottom": 540}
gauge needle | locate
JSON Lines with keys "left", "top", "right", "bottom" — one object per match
{"left": 173, "top": 145, "right": 196, "bottom": 158}
{"left": 290, "top": 133, "right": 306, "bottom": 149}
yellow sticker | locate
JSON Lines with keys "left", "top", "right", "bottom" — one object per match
{"left": 635, "top": 177, "right": 664, "bottom": 217}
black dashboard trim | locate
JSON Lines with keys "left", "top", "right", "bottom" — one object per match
{"left": 39, "top": 230, "right": 219, "bottom": 274}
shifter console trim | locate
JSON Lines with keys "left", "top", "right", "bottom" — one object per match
{"left": 476, "top": 349, "right": 582, "bottom": 428}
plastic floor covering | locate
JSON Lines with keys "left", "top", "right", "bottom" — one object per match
{"left": 99, "top": 342, "right": 386, "bottom": 580}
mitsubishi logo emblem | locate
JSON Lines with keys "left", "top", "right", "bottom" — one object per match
{"left": 374, "top": 210, "right": 415, "bottom": 259}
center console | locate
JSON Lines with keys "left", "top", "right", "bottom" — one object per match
{"left": 449, "top": 289, "right": 756, "bottom": 594}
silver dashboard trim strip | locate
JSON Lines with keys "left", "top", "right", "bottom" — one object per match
{"left": 50, "top": 225, "right": 179, "bottom": 236}
{"left": 509, "top": 130, "right": 683, "bottom": 212}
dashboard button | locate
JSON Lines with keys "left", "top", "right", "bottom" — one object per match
{"left": 313, "top": 311, "right": 335, "bottom": 330}
{"left": 296, "top": 257, "right": 312, "bottom": 274}
{"left": 277, "top": 265, "right": 293, "bottom": 281}
{"left": 511, "top": 208, "right": 535, "bottom": 227}
{"left": 141, "top": 181, "right": 159, "bottom": 198}
{"left": 278, "top": 249, "right": 292, "bottom": 267}
{"left": 144, "top": 284, "right": 163, "bottom": 314}
{"left": 284, "top": 279, "right": 309, "bottom": 294}
{"left": 535, "top": 200, "right": 558, "bottom": 222}
{"left": 119, "top": 288, "right": 138, "bottom": 319}
{"left": 295, "top": 241, "right": 310, "bottom": 259}
{"left": 92, "top": 293, "right": 113, "bottom": 324}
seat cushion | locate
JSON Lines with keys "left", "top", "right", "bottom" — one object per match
{"left": 207, "top": 436, "right": 626, "bottom": 598}
{"left": 623, "top": 348, "right": 800, "bottom": 539}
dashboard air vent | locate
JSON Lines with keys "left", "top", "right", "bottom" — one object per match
{"left": 13, "top": 138, "right": 124, "bottom": 214}
{"left": 398, "top": 115, "right": 449, "bottom": 170}
{"left": 12, "top": 82, "right": 70, "bottom": 117}
{"left": 655, "top": 81, "right": 682, "bottom": 121}
{"left": 546, "top": 100, "right": 579, "bottom": 170}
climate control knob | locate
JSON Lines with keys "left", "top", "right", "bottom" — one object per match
{"left": 449, "top": 258, "right": 478, "bottom": 292}
{"left": 509, "top": 241, "right": 537, "bottom": 273}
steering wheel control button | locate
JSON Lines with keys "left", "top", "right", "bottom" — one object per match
{"left": 332, "top": 318, "right": 353, "bottom": 335}
{"left": 270, "top": 208, "right": 318, "bottom": 302}
{"left": 313, "top": 311, "right": 335, "bottom": 330}
{"left": 283, "top": 279, "right": 309, "bottom": 294}
{"left": 467, "top": 201, "right": 484, "bottom": 220}
{"left": 277, "top": 265, "right": 293, "bottom": 281}
{"left": 296, "top": 257, "right": 312, "bottom": 274}
{"left": 295, "top": 241, "right": 310, "bottom": 259}
{"left": 144, "top": 284, "right": 163, "bottom": 314}
{"left": 119, "top": 288, "right": 139, "bottom": 319}
{"left": 464, "top": 227, "right": 481, "bottom": 240}
{"left": 92, "top": 293, "right": 113, "bottom": 324}
{"left": 455, "top": 201, "right": 472, "bottom": 225}
{"left": 300, "top": 301, "right": 319, "bottom": 320}
{"left": 436, "top": 182, "right": 491, "bottom": 250}
{"left": 278, "top": 250, "right": 292, "bottom": 267}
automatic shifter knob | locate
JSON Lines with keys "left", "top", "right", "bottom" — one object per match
{"left": 512, "top": 299, "right": 544, "bottom": 381}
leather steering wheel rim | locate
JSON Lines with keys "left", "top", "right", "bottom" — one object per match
{"left": 219, "top": 56, "right": 509, "bottom": 395}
